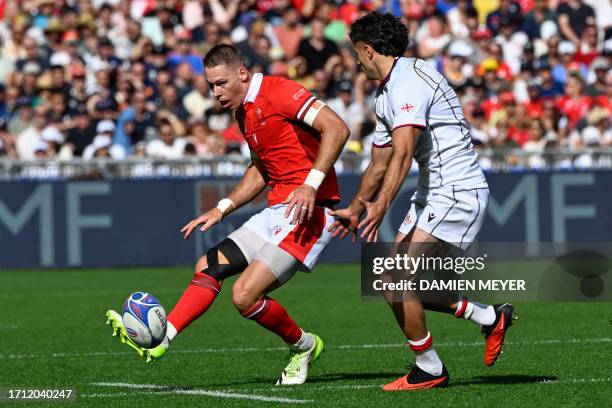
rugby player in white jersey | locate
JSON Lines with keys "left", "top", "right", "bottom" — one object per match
{"left": 329, "top": 12, "right": 516, "bottom": 390}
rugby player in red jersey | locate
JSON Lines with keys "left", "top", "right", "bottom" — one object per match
{"left": 107, "top": 44, "right": 350, "bottom": 385}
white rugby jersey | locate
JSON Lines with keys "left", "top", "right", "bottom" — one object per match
{"left": 373, "top": 57, "right": 487, "bottom": 189}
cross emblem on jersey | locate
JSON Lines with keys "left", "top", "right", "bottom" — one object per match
{"left": 401, "top": 103, "right": 415, "bottom": 112}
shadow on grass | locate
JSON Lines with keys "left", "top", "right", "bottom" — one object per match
{"left": 179, "top": 374, "right": 558, "bottom": 390}
{"left": 450, "top": 375, "right": 558, "bottom": 387}
{"left": 200, "top": 372, "right": 399, "bottom": 388}
{"left": 305, "top": 372, "right": 401, "bottom": 384}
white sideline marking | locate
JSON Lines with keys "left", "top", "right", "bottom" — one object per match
{"left": 1, "top": 337, "right": 610, "bottom": 360}
{"left": 539, "top": 378, "right": 612, "bottom": 384}
{"left": 90, "top": 382, "right": 311, "bottom": 404}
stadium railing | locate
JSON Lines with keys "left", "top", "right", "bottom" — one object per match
{"left": 1, "top": 148, "right": 611, "bottom": 179}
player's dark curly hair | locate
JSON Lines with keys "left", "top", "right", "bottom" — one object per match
{"left": 349, "top": 12, "right": 409, "bottom": 57}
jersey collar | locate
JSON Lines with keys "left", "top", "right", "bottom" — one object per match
{"left": 378, "top": 57, "right": 399, "bottom": 91}
{"left": 243, "top": 73, "right": 263, "bottom": 104}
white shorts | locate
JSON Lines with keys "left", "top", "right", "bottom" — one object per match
{"left": 398, "top": 186, "right": 489, "bottom": 250}
{"left": 228, "top": 204, "right": 334, "bottom": 277}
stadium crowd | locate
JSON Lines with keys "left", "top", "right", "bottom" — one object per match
{"left": 0, "top": 0, "right": 610, "bottom": 169}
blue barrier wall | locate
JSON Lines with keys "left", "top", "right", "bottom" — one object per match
{"left": 1, "top": 170, "right": 610, "bottom": 269}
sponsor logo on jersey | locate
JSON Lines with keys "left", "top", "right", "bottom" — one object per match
{"left": 274, "top": 227, "right": 283, "bottom": 236}
{"left": 428, "top": 212, "right": 436, "bottom": 222}
{"left": 403, "top": 214, "right": 412, "bottom": 225}
{"left": 292, "top": 88, "right": 306, "bottom": 101}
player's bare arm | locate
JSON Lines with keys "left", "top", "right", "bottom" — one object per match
{"left": 358, "top": 126, "right": 420, "bottom": 242}
{"left": 283, "top": 105, "right": 350, "bottom": 224}
{"left": 328, "top": 145, "right": 393, "bottom": 242}
{"left": 180, "top": 154, "right": 267, "bottom": 239}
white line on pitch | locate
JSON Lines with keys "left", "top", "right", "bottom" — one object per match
{"left": 90, "top": 382, "right": 311, "bottom": 404}
{"left": 1, "top": 337, "right": 610, "bottom": 360}
{"left": 539, "top": 377, "right": 612, "bottom": 384}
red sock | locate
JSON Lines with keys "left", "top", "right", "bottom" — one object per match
{"left": 240, "top": 297, "right": 303, "bottom": 344}
{"left": 167, "top": 272, "right": 221, "bottom": 333}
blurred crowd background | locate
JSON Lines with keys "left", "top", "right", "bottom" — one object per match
{"left": 0, "top": 0, "right": 610, "bottom": 170}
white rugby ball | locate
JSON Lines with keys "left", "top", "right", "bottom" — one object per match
{"left": 121, "top": 292, "right": 167, "bottom": 348}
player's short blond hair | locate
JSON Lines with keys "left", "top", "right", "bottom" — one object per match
{"left": 203, "top": 44, "right": 245, "bottom": 69}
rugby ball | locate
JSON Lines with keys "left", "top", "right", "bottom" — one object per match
{"left": 122, "top": 292, "right": 167, "bottom": 348}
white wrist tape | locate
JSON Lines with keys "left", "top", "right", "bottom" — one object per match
{"left": 216, "top": 198, "right": 235, "bottom": 214}
{"left": 304, "top": 169, "right": 326, "bottom": 190}
{"left": 302, "top": 100, "right": 326, "bottom": 127}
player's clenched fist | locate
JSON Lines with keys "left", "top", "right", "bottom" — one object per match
{"left": 180, "top": 208, "right": 223, "bottom": 239}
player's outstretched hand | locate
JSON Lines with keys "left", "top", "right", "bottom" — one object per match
{"left": 180, "top": 208, "right": 223, "bottom": 240}
{"left": 327, "top": 207, "right": 359, "bottom": 244}
{"left": 282, "top": 184, "right": 317, "bottom": 224}
{"left": 357, "top": 197, "right": 387, "bottom": 242}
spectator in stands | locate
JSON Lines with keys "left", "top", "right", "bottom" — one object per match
{"left": 15, "top": 37, "right": 48, "bottom": 72}
{"left": 444, "top": 40, "right": 474, "bottom": 94}
{"left": 168, "top": 31, "right": 204, "bottom": 75}
{"left": 274, "top": 6, "right": 304, "bottom": 59}
{"left": 204, "top": 99, "right": 232, "bottom": 133}
{"left": 327, "top": 80, "right": 364, "bottom": 143}
{"left": 417, "top": 14, "right": 451, "bottom": 63}
{"left": 486, "top": 0, "right": 522, "bottom": 37}
{"left": 556, "top": 73, "right": 593, "bottom": 130}
{"left": 40, "top": 126, "right": 64, "bottom": 159}
{"left": 16, "top": 105, "right": 48, "bottom": 160}
{"left": 33, "top": 140, "right": 50, "bottom": 159}
{"left": 557, "top": 0, "right": 596, "bottom": 47}
{"left": 553, "top": 41, "right": 588, "bottom": 84}
{"left": 63, "top": 104, "right": 96, "bottom": 157}
{"left": 159, "top": 85, "right": 190, "bottom": 121}
{"left": 521, "top": 0, "right": 557, "bottom": 41}
{"left": 146, "top": 120, "right": 187, "bottom": 159}
{"left": 585, "top": 58, "right": 610, "bottom": 97}
{"left": 183, "top": 76, "right": 215, "bottom": 120}
{"left": 297, "top": 18, "right": 339, "bottom": 74}
{"left": 0, "top": 120, "right": 16, "bottom": 158}
{"left": 536, "top": 61, "right": 565, "bottom": 99}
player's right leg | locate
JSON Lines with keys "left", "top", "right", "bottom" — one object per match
{"left": 106, "top": 236, "right": 254, "bottom": 362}
{"left": 396, "top": 186, "right": 516, "bottom": 367}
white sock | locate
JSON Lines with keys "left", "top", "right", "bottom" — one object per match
{"left": 408, "top": 333, "right": 443, "bottom": 376}
{"left": 161, "top": 322, "right": 178, "bottom": 348}
{"left": 415, "top": 348, "right": 443, "bottom": 376}
{"left": 290, "top": 330, "right": 314, "bottom": 351}
{"left": 467, "top": 302, "right": 496, "bottom": 326}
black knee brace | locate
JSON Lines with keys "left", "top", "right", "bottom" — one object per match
{"left": 202, "top": 238, "right": 248, "bottom": 281}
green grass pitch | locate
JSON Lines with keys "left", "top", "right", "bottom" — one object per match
{"left": 0, "top": 264, "right": 610, "bottom": 407}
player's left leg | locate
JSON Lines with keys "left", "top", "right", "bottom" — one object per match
{"left": 232, "top": 204, "right": 334, "bottom": 385}
{"left": 231, "top": 252, "right": 324, "bottom": 385}
{"left": 382, "top": 228, "right": 450, "bottom": 391}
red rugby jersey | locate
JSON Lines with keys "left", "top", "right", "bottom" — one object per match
{"left": 236, "top": 73, "right": 340, "bottom": 207}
